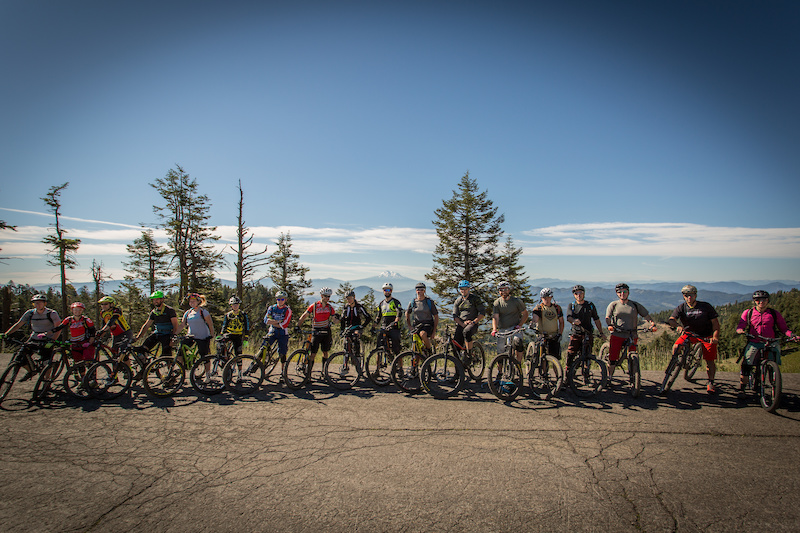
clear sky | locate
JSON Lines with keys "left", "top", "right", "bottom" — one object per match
{"left": 1, "top": 0, "right": 798, "bottom": 288}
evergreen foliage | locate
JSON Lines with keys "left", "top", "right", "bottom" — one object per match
{"left": 123, "top": 229, "right": 172, "bottom": 296}
{"left": 266, "top": 232, "right": 311, "bottom": 316}
{"left": 41, "top": 182, "right": 81, "bottom": 318}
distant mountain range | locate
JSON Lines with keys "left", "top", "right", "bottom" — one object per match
{"left": 27, "top": 274, "right": 800, "bottom": 314}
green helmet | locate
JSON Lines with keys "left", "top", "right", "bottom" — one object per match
{"left": 98, "top": 296, "right": 116, "bottom": 305}
{"left": 149, "top": 290, "right": 165, "bottom": 299}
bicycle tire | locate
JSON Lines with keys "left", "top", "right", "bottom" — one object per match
{"left": 189, "top": 355, "right": 227, "bottom": 395}
{"left": 390, "top": 351, "right": 424, "bottom": 394}
{"left": 759, "top": 360, "right": 781, "bottom": 413}
{"left": 32, "top": 358, "right": 64, "bottom": 402}
{"left": 95, "top": 344, "right": 116, "bottom": 362}
{"left": 259, "top": 344, "right": 281, "bottom": 383}
{"left": 529, "top": 355, "right": 563, "bottom": 400}
{"left": 223, "top": 354, "right": 265, "bottom": 395}
{"left": 568, "top": 356, "right": 607, "bottom": 397}
{"left": 63, "top": 361, "right": 94, "bottom": 399}
{"left": 143, "top": 357, "right": 185, "bottom": 398}
{"left": 599, "top": 342, "right": 610, "bottom": 365}
{"left": 86, "top": 360, "right": 133, "bottom": 400}
{"left": 0, "top": 363, "right": 22, "bottom": 404}
{"left": 487, "top": 354, "right": 523, "bottom": 401}
{"left": 283, "top": 349, "right": 312, "bottom": 390}
{"left": 466, "top": 342, "right": 485, "bottom": 382}
{"left": 627, "top": 354, "right": 641, "bottom": 398}
{"left": 683, "top": 343, "right": 703, "bottom": 381}
{"left": 324, "top": 351, "right": 361, "bottom": 390}
{"left": 365, "top": 347, "right": 392, "bottom": 387}
{"left": 421, "top": 353, "right": 464, "bottom": 399}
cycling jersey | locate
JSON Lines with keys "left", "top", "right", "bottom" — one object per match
{"left": 453, "top": 293, "right": 485, "bottom": 322}
{"left": 264, "top": 305, "right": 292, "bottom": 332}
{"left": 100, "top": 306, "right": 130, "bottom": 336}
{"left": 670, "top": 301, "right": 718, "bottom": 338}
{"left": 148, "top": 305, "right": 177, "bottom": 335}
{"left": 376, "top": 298, "right": 403, "bottom": 328}
{"left": 606, "top": 300, "right": 649, "bottom": 339}
{"left": 19, "top": 308, "right": 60, "bottom": 335}
{"left": 567, "top": 301, "right": 599, "bottom": 333}
{"left": 737, "top": 307, "right": 791, "bottom": 339}
{"left": 307, "top": 301, "right": 336, "bottom": 329}
{"left": 407, "top": 297, "right": 438, "bottom": 325}
{"left": 222, "top": 310, "right": 250, "bottom": 335}
{"left": 340, "top": 303, "right": 372, "bottom": 330}
{"left": 532, "top": 303, "right": 562, "bottom": 335}
{"left": 57, "top": 315, "right": 96, "bottom": 343}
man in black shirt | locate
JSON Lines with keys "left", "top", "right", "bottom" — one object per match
{"left": 667, "top": 285, "right": 721, "bottom": 394}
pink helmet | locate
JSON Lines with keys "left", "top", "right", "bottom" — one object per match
{"left": 71, "top": 302, "right": 85, "bottom": 310}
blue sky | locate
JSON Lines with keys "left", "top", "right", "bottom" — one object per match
{"left": 1, "top": 0, "right": 799, "bottom": 288}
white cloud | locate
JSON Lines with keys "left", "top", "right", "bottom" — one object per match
{"left": 521, "top": 222, "right": 800, "bottom": 258}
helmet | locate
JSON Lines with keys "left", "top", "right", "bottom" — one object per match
{"left": 753, "top": 290, "right": 769, "bottom": 300}
{"left": 31, "top": 294, "right": 47, "bottom": 302}
{"left": 572, "top": 284, "right": 585, "bottom": 293}
{"left": 70, "top": 302, "right": 85, "bottom": 310}
{"left": 98, "top": 296, "right": 116, "bottom": 305}
{"left": 498, "top": 281, "right": 511, "bottom": 291}
{"left": 149, "top": 290, "right": 165, "bottom": 299}
{"left": 458, "top": 280, "right": 471, "bottom": 289}
{"left": 320, "top": 287, "right": 333, "bottom": 296}
{"left": 228, "top": 296, "right": 242, "bottom": 305}
{"left": 187, "top": 292, "right": 202, "bottom": 301}
{"left": 275, "top": 291, "right": 288, "bottom": 299}
{"left": 615, "top": 283, "right": 629, "bottom": 292}
{"left": 345, "top": 290, "right": 355, "bottom": 298}
{"left": 415, "top": 282, "right": 426, "bottom": 290}
{"left": 681, "top": 284, "right": 697, "bottom": 295}
{"left": 540, "top": 288, "right": 554, "bottom": 299}
{"left": 381, "top": 282, "right": 393, "bottom": 291}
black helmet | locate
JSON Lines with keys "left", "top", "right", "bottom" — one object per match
{"left": 415, "top": 282, "right": 426, "bottom": 290}
{"left": 753, "top": 290, "right": 769, "bottom": 300}
{"left": 615, "top": 283, "right": 629, "bottom": 292}
{"left": 346, "top": 290, "right": 355, "bottom": 298}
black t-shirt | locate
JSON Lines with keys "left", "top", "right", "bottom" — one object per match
{"left": 567, "top": 301, "right": 600, "bottom": 333}
{"left": 670, "top": 301, "right": 718, "bottom": 338}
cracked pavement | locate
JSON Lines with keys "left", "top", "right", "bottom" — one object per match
{"left": 2, "top": 351, "right": 800, "bottom": 533}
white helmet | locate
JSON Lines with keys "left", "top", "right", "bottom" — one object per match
{"left": 540, "top": 287, "right": 554, "bottom": 299}
{"left": 381, "top": 282, "right": 393, "bottom": 291}
{"left": 320, "top": 287, "right": 333, "bottom": 296}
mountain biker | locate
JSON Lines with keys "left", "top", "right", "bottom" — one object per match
{"left": 565, "top": 285, "right": 606, "bottom": 370}
{"left": 406, "top": 282, "right": 438, "bottom": 352}
{"left": 491, "top": 281, "right": 528, "bottom": 363}
{"left": 453, "top": 280, "right": 485, "bottom": 352}
{"left": 340, "top": 290, "right": 372, "bottom": 355}
{"left": 530, "top": 288, "right": 564, "bottom": 360}
{"left": 2, "top": 294, "right": 61, "bottom": 378}
{"left": 53, "top": 302, "right": 96, "bottom": 363}
{"left": 177, "top": 293, "right": 215, "bottom": 361}
{"left": 298, "top": 287, "right": 340, "bottom": 373}
{"left": 375, "top": 282, "right": 403, "bottom": 356}
{"left": 605, "top": 283, "right": 657, "bottom": 378}
{"left": 221, "top": 296, "right": 250, "bottom": 356}
{"left": 666, "top": 285, "right": 721, "bottom": 394}
{"left": 96, "top": 296, "right": 133, "bottom": 352}
{"left": 264, "top": 291, "right": 292, "bottom": 362}
{"left": 135, "top": 290, "right": 179, "bottom": 358}
{"left": 735, "top": 290, "right": 793, "bottom": 399}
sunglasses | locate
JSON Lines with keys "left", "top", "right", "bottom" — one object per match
{"left": 276, "top": 298, "right": 286, "bottom": 301}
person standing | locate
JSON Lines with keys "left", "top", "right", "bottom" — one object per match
{"left": 491, "top": 281, "right": 528, "bottom": 362}
{"left": 221, "top": 296, "right": 250, "bottom": 356}
{"left": 375, "top": 282, "right": 403, "bottom": 356}
{"left": 297, "top": 287, "right": 340, "bottom": 374}
{"left": 135, "top": 291, "right": 179, "bottom": 358}
{"left": 405, "top": 282, "right": 438, "bottom": 352}
{"left": 264, "top": 291, "right": 292, "bottom": 362}
{"left": 565, "top": 285, "right": 606, "bottom": 370}
{"left": 530, "top": 288, "right": 564, "bottom": 359}
{"left": 605, "top": 283, "right": 656, "bottom": 378}
{"left": 453, "top": 280, "right": 485, "bottom": 352}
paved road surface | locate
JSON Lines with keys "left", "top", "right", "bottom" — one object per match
{"left": 1, "top": 352, "right": 800, "bottom": 532}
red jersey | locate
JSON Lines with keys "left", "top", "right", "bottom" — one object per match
{"left": 307, "top": 301, "right": 336, "bottom": 329}
{"left": 60, "top": 315, "right": 95, "bottom": 343}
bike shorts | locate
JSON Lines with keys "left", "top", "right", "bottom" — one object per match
{"left": 266, "top": 330, "right": 289, "bottom": 357}
{"left": 71, "top": 344, "right": 95, "bottom": 362}
{"left": 496, "top": 329, "right": 525, "bottom": 354}
{"left": 608, "top": 334, "right": 636, "bottom": 363}
{"left": 673, "top": 334, "right": 717, "bottom": 362}
{"left": 415, "top": 322, "right": 434, "bottom": 338}
{"left": 142, "top": 333, "right": 173, "bottom": 358}
{"left": 111, "top": 331, "right": 133, "bottom": 353}
{"left": 226, "top": 333, "right": 245, "bottom": 355}
{"left": 566, "top": 333, "right": 593, "bottom": 358}
{"left": 454, "top": 323, "right": 479, "bottom": 345}
{"left": 311, "top": 328, "right": 332, "bottom": 354}
{"left": 742, "top": 342, "right": 781, "bottom": 367}
{"left": 183, "top": 336, "right": 211, "bottom": 357}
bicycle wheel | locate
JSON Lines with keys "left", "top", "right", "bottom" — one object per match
{"left": 659, "top": 354, "right": 681, "bottom": 394}
{"left": 529, "top": 355, "right": 563, "bottom": 400}
{"left": 759, "top": 360, "right": 782, "bottom": 413}
{"left": 421, "top": 353, "right": 464, "bottom": 399}
{"left": 283, "top": 349, "right": 311, "bottom": 390}
{"left": 390, "top": 351, "right": 424, "bottom": 394}
{"left": 324, "top": 351, "right": 361, "bottom": 390}
{"left": 487, "top": 354, "right": 523, "bottom": 401}
{"left": 0, "top": 363, "right": 22, "bottom": 404}
{"left": 223, "top": 355, "right": 265, "bottom": 395}
{"left": 143, "top": 357, "right": 185, "bottom": 398}
{"left": 683, "top": 343, "right": 703, "bottom": 381}
{"left": 259, "top": 345, "right": 282, "bottom": 383}
{"left": 95, "top": 344, "right": 116, "bottom": 362}
{"left": 85, "top": 360, "right": 133, "bottom": 400}
{"left": 32, "top": 357, "right": 65, "bottom": 402}
{"left": 568, "top": 356, "right": 607, "bottom": 397}
{"left": 189, "top": 355, "right": 227, "bottom": 395}
{"left": 365, "top": 347, "right": 392, "bottom": 387}
{"left": 626, "top": 354, "right": 641, "bottom": 398}
{"left": 466, "top": 342, "right": 485, "bottom": 382}
{"left": 63, "top": 361, "right": 94, "bottom": 399}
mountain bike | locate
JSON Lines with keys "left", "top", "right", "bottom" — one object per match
{"left": 59, "top": 339, "right": 114, "bottom": 400}
{"left": 282, "top": 329, "right": 318, "bottom": 390}
{"left": 142, "top": 335, "right": 202, "bottom": 398}
{"left": 441, "top": 325, "right": 485, "bottom": 382}
{"left": 600, "top": 322, "right": 647, "bottom": 398}
{"left": 84, "top": 339, "right": 159, "bottom": 400}
{"left": 0, "top": 336, "right": 69, "bottom": 405}
{"left": 487, "top": 328, "right": 526, "bottom": 401}
{"left": 524, "top": 330, "right": 564, "bottom": 400}
{"left": 737, "top": 333, "right": 796, "bottom": 413}
{"left": 187, "top": 334, "right": 235, "bottom": 395}
{"left": 390, "top": 326, "right": 430, "bottom": 394}
{"left": 566, "top": 326, "right": 607, "bottom": 398}
{"left": 364, "top": 326, "right": 396, "bottom": 387}
{"left": 223, "top": 332, "right": 283, "bottom": 395}
{"left": 420, "top": 328, "right": 466, "bottom": 399}
{"left": 323, "top": 325, "right": 364, "bottom": 390}
{"left": 657, "top": 329, "right": 706, "bottom": 395}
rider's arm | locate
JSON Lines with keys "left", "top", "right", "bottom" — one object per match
{"left": 593, "top": 318, "right": 607, "bottom": 338}
{"left": 203, "top": 311, "right": 215, "bottom": 337}
{"left": 135, "top": 318, "right": 153, "bottom": 340}
{"left": 711, "top": 317, "right": 721, "bottom": 343}
{"left": 491, "top": 313, "right": 499, "bottom": 334}
{"left": 432, "top": 313, "right": 439, "bottom": 338}
{"left": 642, "top": 314, "right": 657, "bottom": 331}
{"left": 558, "top": 316, "right": 565, "bottom": 335}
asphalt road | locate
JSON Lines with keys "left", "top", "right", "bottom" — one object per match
{"left": 1, "top": 352, "right": 800, "bottom": 533}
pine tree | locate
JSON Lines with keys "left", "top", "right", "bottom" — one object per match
{"left": 123, "top": 229, "right": 172, "bottom": 295}
{"left": 495, "top": 236, "right": 533, "bottom": 304}
{"left": 41, "top": 182, "right": 81, "bottom": 317}
{"left": 267, "top": 232, "right": 312, "bottom": 315}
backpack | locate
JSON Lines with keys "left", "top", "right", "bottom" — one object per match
{"left": 745, "top": 307, "right": 781, "bottom": 336}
